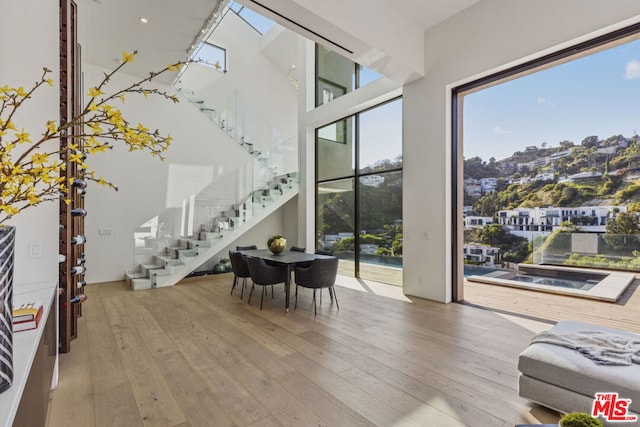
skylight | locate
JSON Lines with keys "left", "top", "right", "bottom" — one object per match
{"left": 191, "top": 42, "right": 226, "bottom": 72}
{"left": 230, "top": 1, "right": 275, "bottom": 35}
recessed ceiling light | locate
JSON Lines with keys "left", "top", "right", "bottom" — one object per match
{"left": 139, "top": 17, "right": 148, "bottom": 24}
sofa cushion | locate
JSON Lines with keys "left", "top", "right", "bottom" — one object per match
{"left": 518, "top": 320, "right": 640, "bottom": 413}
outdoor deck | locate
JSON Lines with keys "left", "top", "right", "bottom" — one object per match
{"left": 464, "top": 276, "right": 640, "bottom": 333}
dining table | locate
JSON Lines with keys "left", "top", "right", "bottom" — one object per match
{"left": 237, "top": 248, "right": 334, "bottom": 311}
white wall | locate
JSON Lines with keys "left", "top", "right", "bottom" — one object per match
{"left": 179, "top": 11, "right": 299, "bottom": 176}
{"left": 403, "top": 0, "right": 640, "bottom": 302}
{"left": 0, "top": 0, "right": 59, "bottom": 287}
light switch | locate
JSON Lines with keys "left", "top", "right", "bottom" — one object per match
{"left": 29, "top": 242, "right": 43, "bottom": 258}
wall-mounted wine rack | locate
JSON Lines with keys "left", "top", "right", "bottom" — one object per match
{"left": 59, "top": 0, "right": 84, "bottom": 353}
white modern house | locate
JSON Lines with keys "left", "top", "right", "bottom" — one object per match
{"left": 498, "top": 205, "right": 627, "bottom": 239}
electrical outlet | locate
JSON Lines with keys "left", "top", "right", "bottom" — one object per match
{"left": 98, "top": 228, "right": 113, "bottom": 236}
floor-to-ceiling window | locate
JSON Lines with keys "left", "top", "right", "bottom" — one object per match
{"left": 316, "top": 98, "right": 402, "bottom": 285}
{"left": 453, "top": 24, "right": 640, "bottom": 300}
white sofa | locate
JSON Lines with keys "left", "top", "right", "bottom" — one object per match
{"left": 518, "top": 320, "right": 640, "bottom": 424}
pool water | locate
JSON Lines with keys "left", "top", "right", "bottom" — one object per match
{"left": 509, "top": 272, "right": 598, "bottom": 290}
{"left": 463, "top": 265, "right": 499, "bottom": 276}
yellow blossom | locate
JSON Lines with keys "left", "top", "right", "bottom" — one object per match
{"left": 15, "top": 87, "right": 27, "bottom": 97}
{"left": 46, "top": 78, "right": 54, "bottom": 87}
{"left": 88, "top": 87, "right": 104, "bottom": 98}
{"left": 16, "top": 129, "right": 30, "bottom": 143}
{"left": 27, "top": 193, "right": 40, "bottom": 205}
{"left": 88, "top": 102, "right": 98, "bottom": 112}
{"left": 46, "top": 120, "right": 58, "bottom": 134}
{"left": 30, "top": 153, "right": 48, "bottom": 165}
{"left": 122, "top": 51, "right": 135, "bottom": 63}
{"left": 69, "top": 151, "right": 84, "bottom": 164}
{"left": 97, "top": 177, "right": 107, "bottom": 186}
{"left": 0, "top": 205, "right": 19, "bottom": 216}
{"left": 118, "top": 94, "right": 125, "bottom": 103}
{"left": 89, "top": 122, "right": 103, "bottom": 134}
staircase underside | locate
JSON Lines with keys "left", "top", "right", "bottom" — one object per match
{"left": 126, "top": 182, "right": 298, "bottom": 290}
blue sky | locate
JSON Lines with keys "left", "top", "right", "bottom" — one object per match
{"left": 463, "top": 38, "right": 640, "bottom": 161}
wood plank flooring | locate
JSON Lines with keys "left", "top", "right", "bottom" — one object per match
{"left": 47, "top": 274, "right": 561, "bottom": 427}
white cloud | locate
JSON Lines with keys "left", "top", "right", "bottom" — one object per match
{"left": 625, "top": 60, "right": 640, "bottom": 79}
{"left": 537, "top": 96, "right": 555, "bottom": 107}
{"left": 493, "top": 125, "right": 512, "bottom": 135}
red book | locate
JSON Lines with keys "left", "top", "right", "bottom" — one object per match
{"left": 13, "top": 305, "right": 44, "bottom": 332}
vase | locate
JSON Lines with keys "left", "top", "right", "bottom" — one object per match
{"left": 0, "top": 226, "right": 15, "bottom": 395}
{"left": 268, "top": 237, "right": 287, "bottom": 254}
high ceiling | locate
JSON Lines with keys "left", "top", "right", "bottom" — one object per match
{"left": 77, "top": 0, "right": 224, "bottom": 84}
{"left": 77, "top": 0, "right": 481, "bottom": 84}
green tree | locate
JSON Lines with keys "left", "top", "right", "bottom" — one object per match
{"left": 475, "top": 224, "right": 530, "bottom": 264}
{"left": 473, "top": 192, "right": 501, "bottom": 217}
{"left": 581, "top": 135, "right": 599, "bottom": 149}
{"left": 603, "top": 211, "right": 640, "bottom": 252}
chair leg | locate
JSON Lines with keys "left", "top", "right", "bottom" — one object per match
{"left": 231, "top": 276, "right": 238, "bottom": 295}
{"left": 248, "top": 284, "right": 255, "bottom": 304}
{"left": 328, "top": 287, "right": 334, "bottom": 300}
{"left": 295, "top": 284, "right": 298, "bottom": 309}
{"left": 271, "top": 285, "right": 274, "bottom": 298}
{"left": 240, "top": 278, "right": 246, "bottom": 299}
{"left": 332, "top": 286, "right": 339, "bottom": 310}
{"left": 313, "top": 289, "right": 317, "bottom": 315}
{"left": 260, "top": 286, "right": 265, "bottom": 310}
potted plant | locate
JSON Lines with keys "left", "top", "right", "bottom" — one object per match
{"left": 559, "top": 412, "right": 604, "bottom": 427}
{"left": 214, "top": 258, "right": 231, "bottom": 273}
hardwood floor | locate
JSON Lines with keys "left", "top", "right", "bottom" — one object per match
{"left": 47, "top": 274, "right": 560, "bottom": 427}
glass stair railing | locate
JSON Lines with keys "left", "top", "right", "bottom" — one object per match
{"left": 126, "top": 160, "right": 299, "bottom": 290}
{"left": 174, "top": 60, "right": 298, "bottom": 179}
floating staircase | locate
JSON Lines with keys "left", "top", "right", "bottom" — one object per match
{"left": 126, "top": 175, "right": 298, "bottom": 290}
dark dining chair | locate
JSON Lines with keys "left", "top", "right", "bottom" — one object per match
{"left": 314, "top": 249, "right": 334, "bottom": 256}
{"left": 228, "top": 251, "right": 251, "bottom": 299}
{"left": 236, "top": 244, "right": 257, "bottom": 251}
{"left": 293, "top": 257, "right": 339, "bottom": 315}
{"left": 290, "top": 246, "right": 305, "bottom": 252}
{"left": 246, "top": 257, "right": 287, "bottom": 309}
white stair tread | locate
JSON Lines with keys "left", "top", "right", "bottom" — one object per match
{"left": 141, "top": 263, "right": 164, "bottom": 270}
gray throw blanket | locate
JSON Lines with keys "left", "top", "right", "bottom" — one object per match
{"left": 531, "top": 330, "right": 640, "bottom": 366}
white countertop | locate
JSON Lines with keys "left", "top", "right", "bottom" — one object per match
{"left": 0, "top": 282, "right": 57, "bottom": 427}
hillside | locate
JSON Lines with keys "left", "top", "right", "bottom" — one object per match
{"left": 465, "top": 134, "right": 640, "bottom": 215}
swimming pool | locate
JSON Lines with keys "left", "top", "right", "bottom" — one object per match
{"left": 465, "top": 264, "right": 634, "bottom": 302}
